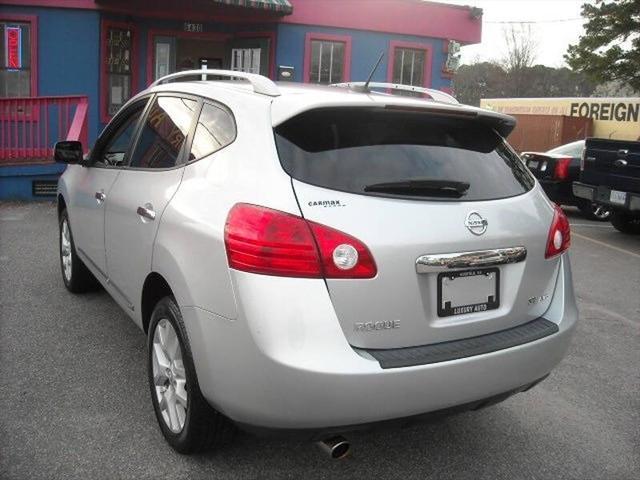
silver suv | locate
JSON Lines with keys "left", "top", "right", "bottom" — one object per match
{"left": 55, "top": 70, "right": 577, "bottom": 456}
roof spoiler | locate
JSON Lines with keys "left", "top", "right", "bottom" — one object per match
{"left": 384, "top": 104, "right": 517, "bottom": 138}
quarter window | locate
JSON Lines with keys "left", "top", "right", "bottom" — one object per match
{"left": 129, "top": 97, "right": 197, "bottom": 169}
{"left": 189, "top": 103, "right": 236, "bottom": 160}
{"left": 309, "top": 40, "right": 345, "bottom": 84}
{"left": 392, "top": 47, "right": 426, "bottom": 87}
{"left": 0, "top": 21, "right": 32, "bottom": 97}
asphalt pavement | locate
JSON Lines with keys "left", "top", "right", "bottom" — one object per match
{"left": 0, "top": 202, "right": 638, "bottom": 480}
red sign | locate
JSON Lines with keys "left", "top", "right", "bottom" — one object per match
{"left": 6, "top": 27, "right": 22, "bottom": 69}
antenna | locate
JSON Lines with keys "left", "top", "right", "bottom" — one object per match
{"left": 363, "top": 52, "right": 385, "bottom": 92}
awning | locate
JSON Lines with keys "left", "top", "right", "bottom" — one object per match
{"left": 210, "top": 0, "right": 293, "bottom": 14}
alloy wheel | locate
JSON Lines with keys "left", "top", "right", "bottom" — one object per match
{"left": 152, "top": 318, "right": 188, "bottom": 433}
{"left": 61, "top": 219, "right": 72, "bottom": 282}
{"left": 590, "top": 203, "right": 611, "bottom": 220}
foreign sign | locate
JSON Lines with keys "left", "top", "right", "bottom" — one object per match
{"left": 480, "top": 97, "right": 640, "bottom": 141}
{"left": 5, "top": 26, "right": 22, "bottom": 69}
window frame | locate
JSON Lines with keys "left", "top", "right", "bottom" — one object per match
{"left": 0, "top": 14, "right": 38, "bottom": 98}
{"left": 100, "top": 19, "right": 139, "bottom": 123}
{"left": 89, "top": 95, "right": 152, "bottom": 169}
{"left": 303, "top": 33, "right": 351, "bottom": 84}
{"left": 387, "top": 40, "right": 432, "bottom": 88}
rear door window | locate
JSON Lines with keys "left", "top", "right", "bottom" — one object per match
{"left": 275, "top": 108, "right": 534, "bottom": 201}
{"left": 128, "top": 96, "right": 198, "bottom": 169}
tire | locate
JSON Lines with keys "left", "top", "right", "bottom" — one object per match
{"left": 610, "top": 212, "right": 640, "bottom": 234}
{"left": 59, "top": 209, "right": 99, "bottom": 293}
{"left": 147, "top": 296, "right": 235, "bottom": 454}
{"left": 579, "top": 202, "right": 612, "bottom": 222}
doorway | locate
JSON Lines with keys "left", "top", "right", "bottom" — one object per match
{"left": 151, "top": 33, "right": 272, "bottom": 82}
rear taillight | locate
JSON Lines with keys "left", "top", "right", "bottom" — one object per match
{"left": 224, "top": 203, "right": 377, "bottom": 278}
{"left": 545, "top": 205, "right": 571, "bottom": 259}
{"left": 553, "top": 157, "right": 572, "bottom": 180}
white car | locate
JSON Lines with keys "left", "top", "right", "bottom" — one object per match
{"left": 55, "top": 70, "right": 577, "bottom": 457}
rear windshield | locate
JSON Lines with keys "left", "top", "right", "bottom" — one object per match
{"left": 274, "top": 108, "right": 534, "bottom": 201}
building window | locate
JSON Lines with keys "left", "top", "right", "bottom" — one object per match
{"left": 304, "top": 34, "right": 351, "bottom": 84}
{"left": 0, "top": 21, "right": 33, "bottom": 97}
{"left": 392, "top": 48, "right": 426, "bottom": 86}
{"left": 310, "top": 41, "right": 344, "bottom": 84}
{"left": 388, "top": 42, "right": 432, "bottom": 90}
{"left": 106, "top": 27, "right": 133, "bottom": 116}
{"left": 101, "top": 20, "right": 138, "bottom": 122}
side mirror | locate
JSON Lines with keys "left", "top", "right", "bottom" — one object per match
{"left": 54, "top": 141, "right": 84, "bottom": 165}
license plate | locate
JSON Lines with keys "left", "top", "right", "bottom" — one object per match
{"left": 609, "top": 190, "right": 627, "bottom": 205}
{"left": 437, "top": 268, "right": 500, "bottom": 317}
{"left": 527, "top": 160, "right": 539, "bottom": 169}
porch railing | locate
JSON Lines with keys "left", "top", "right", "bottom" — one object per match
{"left": 0, "top": 95, "right": 89, "bottom": 166}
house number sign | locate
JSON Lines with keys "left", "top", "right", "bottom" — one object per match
{"left": 184, "top": 22, "right": 204, "bottom": 33}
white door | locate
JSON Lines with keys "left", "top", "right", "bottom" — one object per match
{"left": 104, "top": 95, "right": 198, "bottom": 314}
{"left": 68, "top": 102, "right": 146, "bottom": 276}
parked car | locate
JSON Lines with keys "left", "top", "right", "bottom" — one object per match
{"left": 573, "top": 137, "right": 640, "bottom": 234}
{"left": 55, "top": 70, "right": 578, "bottom": 456}
{"left": 522, "top": 140, "right": 611, "bottom": 221}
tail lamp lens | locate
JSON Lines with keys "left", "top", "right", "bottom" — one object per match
{"left": 554, "top": 157, "right": 572, "bottom": 180}
{"left": 545, "top": 205, "right": 571, "bottom": 259}
{"left": 225, "top": 203, "right": 377, "bottom": 279}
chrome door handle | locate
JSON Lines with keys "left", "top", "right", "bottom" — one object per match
{"left": 95, "top": 191, "right": 106, "bottom": 203}
{"left": 137, "top": 204, "right": 156, "bottom": 221}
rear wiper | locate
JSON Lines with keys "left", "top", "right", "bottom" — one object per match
{"left": 363, "top": 179, "right": 470, "bottom": 198}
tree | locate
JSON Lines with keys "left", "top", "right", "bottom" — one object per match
{"left": 453, "top": 62, "right": 507, "bottom": 106}
{"left": 501, "top": 24, "right": 538, "bottom": 97}
{"left": 453, "top": 63, "right": 595, "bottom": 105}
{"left": 592, "top": 79, "right": 638, "bottom": 96}
{"left": 566, "top": 0, "right": 640, "bottom": 91}
{"left": 501, "top": 24, "right": 538, "bottom": 72}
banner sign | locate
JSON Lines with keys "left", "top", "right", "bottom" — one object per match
{"left": 5, "top": 26, "right": 22, "bottom": 69}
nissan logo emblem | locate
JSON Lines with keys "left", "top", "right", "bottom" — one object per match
{"left": 465, "top": 211, "right": 488, "bottom": 235}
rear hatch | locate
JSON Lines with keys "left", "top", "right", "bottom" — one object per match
{"left": 275, "top": 106, "right": 561, "bottom": 349}
{"left": 581, "top": 138, "right": 640, "bottom": 193}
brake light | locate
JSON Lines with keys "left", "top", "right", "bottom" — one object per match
{"left": 224, "top": 203, "right": 377, "bottom": 278}
{"left": 554, "top": 157, "right": 572, "bottom": 180}
{"left": 545, "top": 205, "right": 571, "bottom": 259}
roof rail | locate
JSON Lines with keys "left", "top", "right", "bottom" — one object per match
{"left": 331, "top": 82, "right": 458, "bottom": 105}
{"left": 150, "top": 69, "right": 281, "bottom": 97}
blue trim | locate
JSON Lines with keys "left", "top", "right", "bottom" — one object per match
{"left": 0, "top": 163, "right": 65, "bottom": 177}
{"left": 0, "top": 164, "right": 65, "bottom": 200}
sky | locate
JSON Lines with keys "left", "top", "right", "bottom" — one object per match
{"left": 443, "top": 0, "right": 593, "bottom": 67}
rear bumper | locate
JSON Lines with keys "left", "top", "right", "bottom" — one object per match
{"left": 182, "top": 256, "right": 578, "bottom": 432}
{"left": 573, "top": 182, "right": 640, "bottom": 212}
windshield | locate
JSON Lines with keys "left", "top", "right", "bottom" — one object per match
{"left": 274, "top": 107, "right": 535, "bottom": 201}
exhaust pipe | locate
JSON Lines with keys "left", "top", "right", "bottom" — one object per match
{"left": 316, "top": 436, "right": 351, "bottom": 459}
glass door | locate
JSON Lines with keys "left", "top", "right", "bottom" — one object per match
{"left": 153, "top": 36, "right": 176, "bottom": 80}
{"left": 226, "top": 37, "right": 270, "bottom": 76}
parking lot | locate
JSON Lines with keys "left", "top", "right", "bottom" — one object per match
{"left": 0, "top": 201, "right": 638, "bottom": 480}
